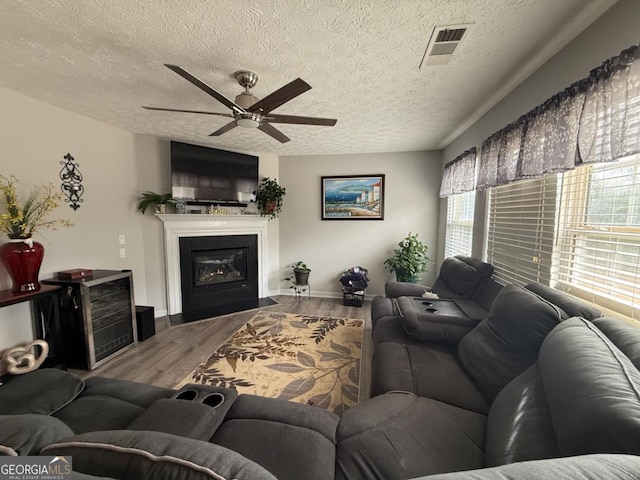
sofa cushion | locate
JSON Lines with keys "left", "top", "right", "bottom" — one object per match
{"left": 53, "top": 376, "right": 175, "bottom": 434}
{"left": 411, "top": 454, "right": 640, "bottom": 480}
{"left": 371, "top": 295, "right": 396, "bottom": 327}
{"left": 539, "top": 317, "right": 640, "bottom": 457}
{"left": 370, "top": 341, "right": 490, "bottom": 414}
{"left": 456, "top": 255, "right": 493, "bottom": 279}
{"left": 0, "top": 414, "right": 74, "bottom": 455}
{"left": 451, "top": 299, "right": 489, "bottom": 322}
{"left": 372, "top": 315, "right": 412, "bottom": 346}
{"left": 42, "top": 430, "right": 276, "bottom": 479}
{"left": 436, "top": 257, "right": 484, "bottom": 299}
{"left": 53, "top": 395, "right": 147, "bottom": 434}
{"left": 336, "top": 392, "right": 486, "bottom": 479}
{"left": 212, "top": 394, "right": 339, "bottom": 480}
{"left": 524, "top": 283, "right": 602, "bottom": 320}
{"left": 458, "top": 284, "right": 563, "bottom": 402}
{"left": 484, "top": 365, "right": 559, "bottom": 466}
{"left": 0, "top": 369, "right": 84, "bottom": 415}
{"left": 593, "top": 317, "right": 640, "bottom": 369}
{"left": 470, "top": 277, "right": 504, "bottom": 312}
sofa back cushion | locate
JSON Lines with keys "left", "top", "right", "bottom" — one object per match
{"left": 524, "top": 283, "right": 602, "bottom": 320}
{"left": 484, "top": 365, "right": 559, "bottom": 466}
{"left": 539, "top": 317, "right": 640, "bottom": 457}
{"left": 0, "top": 369, "right": 84, "bottom": 416}
{"left": 435, "top": 257, "right": 488, "bottom": 299}
{"left": 456, "top": 255, "right": 494, "bottom": 279}
{"left": 470, "top": 278, "right": 503, "bottom": 312}
{"left": 458, "top": 284, "right": 563, "bottom": 402}
{"left": 593, "top": 317, "right": 640, "bottom": 369}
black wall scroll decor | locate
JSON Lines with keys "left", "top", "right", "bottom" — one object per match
{"left": 59, "top": 153, "right": 84, "bottom": 210}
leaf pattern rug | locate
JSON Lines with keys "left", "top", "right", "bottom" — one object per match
{"left": 175, "top": 311, "right": 364, "bottom": 414}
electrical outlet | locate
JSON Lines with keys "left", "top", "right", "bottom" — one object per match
{"left": 119, "top": 234, "right": 125, "bottom": 245}
{"left": 119, "top": 248, "right": 126, "bottom": 258}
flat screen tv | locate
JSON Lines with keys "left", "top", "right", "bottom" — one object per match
{"left": 170, "top": 141, "right": 259, "bottom": 205}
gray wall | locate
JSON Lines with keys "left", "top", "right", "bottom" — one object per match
{"left": 279, "top": 151, "right": 442, "bottom": 297}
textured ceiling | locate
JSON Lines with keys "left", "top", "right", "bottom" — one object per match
{"left": 0, "top": 0, "right": 616, "bottom": 155}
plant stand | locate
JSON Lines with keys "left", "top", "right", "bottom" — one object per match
{"left": 292, "top": 282, "right": 310, "bottom": 301}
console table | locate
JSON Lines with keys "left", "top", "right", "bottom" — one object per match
{"left": 0, "top": 284, "right": 62, "bottom": 365}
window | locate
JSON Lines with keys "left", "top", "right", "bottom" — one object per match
{"left": 553, "top": 155, "right": 640, "bottom": 319}
{"left": 485, "top": 176, "right": 557, "bottom": 286}
{"left": 445, "top": 191, "right": 475, "bottom": 258}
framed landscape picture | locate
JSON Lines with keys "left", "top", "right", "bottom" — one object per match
{"left": 321, "top": 174, "right": 385, "bottom": 220}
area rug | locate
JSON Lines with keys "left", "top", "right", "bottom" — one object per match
{"left": 176, "top": 311, "right": 363, "bottom": 414}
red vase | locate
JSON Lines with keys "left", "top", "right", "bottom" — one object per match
{"left": 0, "top": 237, "right": 45, "bottom": 293}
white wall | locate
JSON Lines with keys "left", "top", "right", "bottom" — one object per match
{"left": 439, "top": 0, "right": 640, "bottom": 258}
{"left": 279, "top": 151, "right": 442, "bottom": 297}
{"left": 0, "top": 86, "right": 146, "bottom": 351}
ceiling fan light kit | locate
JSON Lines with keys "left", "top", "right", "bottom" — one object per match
{"left": 143, "top": 64, "right": 337, "bottom": 143}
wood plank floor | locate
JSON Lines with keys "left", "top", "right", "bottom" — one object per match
{"left": 73, "top": 295, "right": 373, "bottom": 401}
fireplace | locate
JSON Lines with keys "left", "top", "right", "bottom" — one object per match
{"left": 179, "top": 235, "right": 258, "bottom": 321}
{"left": 159, "top": 214, "right": 269, "bottom": 321}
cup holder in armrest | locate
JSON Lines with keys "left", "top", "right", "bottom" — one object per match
{"left": 201, "top": 392, "right": 225, "bottom": 408}
{"left": 174, "top": 389, "right": 198, "bottom": 401}
{"left": 171, "top": 384, "right": 239, "bottom": 409}
{"left": 424, "top": 307, "right": 439, "bottom": 313}
{"left": 422, "top": 301, "right": 433, "bottom": 306}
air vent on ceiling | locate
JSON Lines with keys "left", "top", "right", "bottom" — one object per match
{"left": 420, "top": 24, "right": 470, "bottom": 68}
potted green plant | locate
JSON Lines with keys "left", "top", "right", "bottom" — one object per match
{"left": 137, "top": 191, "right": 176, "bottom": 214}
{"left": 254, "top": 177, "right": 286, "bottom": 219}
{"left": 384, "top": 232, "right": 430, "bottom": 283}
{"left": 285, "top": 261, "right": 311, "bottom": 287}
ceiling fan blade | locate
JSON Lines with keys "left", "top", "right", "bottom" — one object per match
{"left": 265, "top": 114, "right": 337, "bottom": 126}
{"left": 248, "top": 78, "right": 311, "bottom": 115}
{"left": 164, "top": 64, "right": 245, "bottom": 114}
{"left": 209, "top": 121, "right": 238, "bottom": 137}
{"left": 143, "top": 106, "right": 233, "bottom": 118}
{"left": 258, "top": 123, "right": 291, "bottom": 143}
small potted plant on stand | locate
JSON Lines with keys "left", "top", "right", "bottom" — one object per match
{"left": 136, "top": 191, "right": 176, "bottom": 214}
{"left": 285, "top": 261, "right": 311, "bottom": 297}
{"left": 254, "top": 177, "right": 286, "bottom": 220}
{"left": 384, "top": 232, "right": 430, "bottom": 283}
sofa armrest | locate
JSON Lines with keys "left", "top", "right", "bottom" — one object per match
{"left": 42, "top": 430, "right": 277, "bottom": 480}
{"left": 385, "top": 281, "right": 431, "bottom": 298}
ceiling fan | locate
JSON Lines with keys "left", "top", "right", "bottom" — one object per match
{"left": 143, "top": 64, "right": 337, "bottom": 143}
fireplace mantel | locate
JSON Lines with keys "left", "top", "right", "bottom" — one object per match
{"left": 158, "top": 214, "right": 268, "bottom": 315}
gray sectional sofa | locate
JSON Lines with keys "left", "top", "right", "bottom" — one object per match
{"left": 2, "top": 266, "right": 640, "bottom": 479}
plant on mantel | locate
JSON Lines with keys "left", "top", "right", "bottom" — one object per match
{"left": 136, "top": 191, "right": 177, "bottom": 214}
{"left": 253, "top": 177, "right": 286, "bottom": 220}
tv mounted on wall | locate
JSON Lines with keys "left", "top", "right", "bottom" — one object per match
{"left": 170, "top": 141, "right": 259, "bottom": 206}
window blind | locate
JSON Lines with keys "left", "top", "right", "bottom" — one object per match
{"left": 445, "top": 191, "right": 475, "bottom": 258}
{"left": 486, "top": 176, "right": 557, "bottom": 286}
{"left": 553, "top": 155, "right": 640, "bottom": 319}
